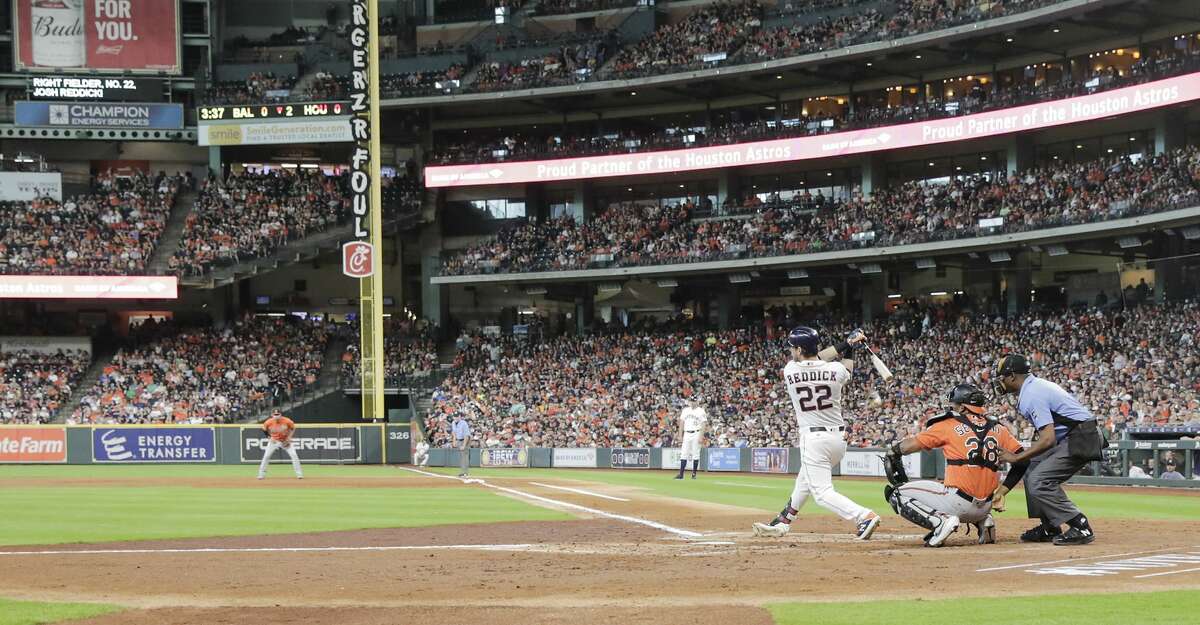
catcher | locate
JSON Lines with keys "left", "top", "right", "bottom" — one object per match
{"left": 882, "top": 383, "right": 1027, "bottom": 547}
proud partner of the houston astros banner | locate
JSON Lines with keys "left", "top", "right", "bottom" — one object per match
{"left": 425, "top": 70, "right": 1200, "bottom": 188}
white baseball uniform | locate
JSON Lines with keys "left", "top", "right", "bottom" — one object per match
{"left": 414, "top": 441, "right": 430, "bottom": 467}
{"left": 783, "top": 358, "right": 873, "bottom": 523}
{"left": 680, "top": 407, "right": 708, "bottom": 461}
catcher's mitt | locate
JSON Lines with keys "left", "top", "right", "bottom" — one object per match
{"left": 883, "top": 443, "right": 908, "bottom": 486}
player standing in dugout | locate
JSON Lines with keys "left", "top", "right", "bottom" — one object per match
{"left": 991, "top": 354, "right": 1105, "bottom": 546}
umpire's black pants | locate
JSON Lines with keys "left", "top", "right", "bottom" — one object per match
{"left": 1023, "top": 426, "right": 1093, "bottom": 527}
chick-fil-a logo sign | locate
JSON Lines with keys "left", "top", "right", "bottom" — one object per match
{"left": 342, "top": 241, "right": 374, "bottom": 278}
{"left": 425, "top": 71, "right": 1200, "bottom": 188}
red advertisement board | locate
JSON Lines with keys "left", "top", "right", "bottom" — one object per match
{"left": 0, "top": 428, "right": 67, "bottom": 463}
{"left": 13, "top": 0, "right": 181, "bottom": 74}
{"left": 425, "top": 71, "right": 1200, "bottom": 188}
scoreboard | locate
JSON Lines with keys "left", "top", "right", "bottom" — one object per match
{"left": 197, "top": 102, "right": 350, "bottom": 122}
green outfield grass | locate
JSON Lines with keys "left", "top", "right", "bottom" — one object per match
{"left": 422, "top": 467, "right": 1200, "bottom": 521}
{"left": 0, "top": 465, "right": 569, "bottom": 546}
{"left": 768, "top": 590, "right": 1200, "bottom": 625}
{"left": 0, "top": 597, "right": 120, "bottom": 625}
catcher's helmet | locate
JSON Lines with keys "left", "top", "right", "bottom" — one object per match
{"left": 948, "top": 383, "right": 987, "bottom": 415}
{"left": 787, "top": 326, "right": 820, "bottom": 355}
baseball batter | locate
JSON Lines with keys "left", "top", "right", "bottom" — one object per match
{"left": 753, "top": 327, "right": 881, "bottom": 540}
{"left": 257, "top": 410, "right": 303, "bottom": 480}
{"left": 882, "top": 383, "right": 1025, "bottom": 547}
{"left": 675, "top": 398, "right": 708, "bottom": 479}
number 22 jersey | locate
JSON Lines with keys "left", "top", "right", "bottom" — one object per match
{"left": 783, "top": 359, "right": 851, "bottom": 429}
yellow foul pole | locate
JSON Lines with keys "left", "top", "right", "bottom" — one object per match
{"left": 347, "top": 0, "right": 385, "bottom": 421}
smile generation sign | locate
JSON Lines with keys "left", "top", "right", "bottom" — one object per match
{"left": 424, "top": 71, "right": 1198, "bottom": 188}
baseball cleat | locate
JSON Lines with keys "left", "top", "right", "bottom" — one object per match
{"left": 1019, "top": 524, "right": 1061, "bottom": 543}
{"left": 976, "top": 515, "right": 996, "bottom": 545}
{"left": 1052, "top": 526, "right": 1095, "bottom": 546}
{"left": 855, "top": 512, "right": 881, "bottom": 540}
{"left": 256, "top": 475, "right": 264, "bottom": 480}
{"left": 691, "top": 474, "right": 697, "bottom": 479}
{"left": 297, "top": 476, "right": 304, "bottom": 480}
{"left": 926, "top": 515, "right": 960, "bottom": 548}
{"left": 674, "top": 474, "right": 684, "bottom": 480}
{"left": 752, "top": 522, "right": 790, "bottom": 537}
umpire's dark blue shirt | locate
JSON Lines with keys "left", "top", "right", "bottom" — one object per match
{"left": 1016, "top": 375, "right": 1094, "bottom": 442}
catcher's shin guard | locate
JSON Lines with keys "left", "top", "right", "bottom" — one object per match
{"left": 886, "top": 486, "right": 944, "bottom": 533}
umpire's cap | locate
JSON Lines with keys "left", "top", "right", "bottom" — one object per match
{"left": 787, "top": 326, "right": 820, "bottom": 355}
{"left": 948, "top": 383, "right": 987, "bottom": 415}
{"left": 995, "top": 354, "right": 1031, "bottom": 376}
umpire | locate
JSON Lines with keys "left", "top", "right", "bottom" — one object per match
{"left": 992, "top": 354, "right": 1104, "bottom": 546}
{"left": 452, "top": 414, "right": 471, "bottom": 478}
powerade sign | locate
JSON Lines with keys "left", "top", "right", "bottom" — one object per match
{"left": 240, "top": 427, "right": 360, "bottom": 463}
{"left": 92, "top": 428, "right": 216, "bottom": 463}
{"left": 610, "top": 448, "right": 650, "bottom": 469}
{"left": 15, "top": 101, "right": 184, "bottom": 128}
{"left": 706, "top": 448, "right": 741, "bottom": 472}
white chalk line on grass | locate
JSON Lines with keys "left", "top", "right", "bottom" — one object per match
{"left": 713, "top": 481, "right": 773, "bottom": 489}
{"left": 401, "top": 467, "right": 703, "bottom": 539}
{"left": 0, "top": 544, "right": 533, "bottom": 557}
{"left": 528, "top": 482, "right": 630, "bottom": 502}
{"left": 1134, "top": 566, "right": 1200, "bottom": 579}
{"left": 975, "top": 546, "right": 1196, "bottom": 572}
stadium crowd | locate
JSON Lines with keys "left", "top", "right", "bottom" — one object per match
{"left": 442, "top": 145, "right": 1200, "bottom": 275}
{"left": 423, "top": 300, "right": 1200, "bottom": 452}
{"left": 203, "top": 72, "right": 298, "bottom": 105}
{"left": 430, "top": 45, "right": 1200, "bottom": 164}
{"left": 1, "top": 171, "right": 183, "bottom": 275}
{"left": 340, "top": 319, "right": 440, "bottom": 387}
{"left": 472, "top": 38, "right": 614, "bottom": 91}
{"left": 0, "top": 348, "right": 90, "bottom": 424}
{"left": 71, "top": 316, "right": 328, "bottom": 424}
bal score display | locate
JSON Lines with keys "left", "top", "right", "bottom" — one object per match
{"left": 198, "top": 102, "right": 348, "bottom": 121}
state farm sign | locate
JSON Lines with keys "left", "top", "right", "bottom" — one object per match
{"left": 0, "top": 427, "right": 67, "bottom": 463}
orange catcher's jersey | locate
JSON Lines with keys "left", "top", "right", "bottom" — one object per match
{"left": 263, "top": 416, "right": 296, "bottom": 442}
{"left": 915, "top": 414, "right": 1023, "bottom": 500}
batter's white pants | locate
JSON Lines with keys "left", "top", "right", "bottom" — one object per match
{"left": 681, "top": 433, "right": 702, "bottom": 461}
{"left": 258, "top": 440, "right": 303, "bottom": 478}
{"left": 790, "top": 430, "right": 872, "bottom": 523}
{"left": 413, "top": 449, "right": 429, "bottom": 466}
{"left": 896, "top": 480, "right": 993, "bottom": 524}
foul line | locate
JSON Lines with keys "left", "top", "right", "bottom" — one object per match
{"left": 401, "top": 467, "right": 702, "bottom": 538}
{"left": 0, "top": 544, "right": 532, "bottom": 557}
{"left": 529, "top": 482, "right": 630, "bottom": 502}
{"left": 1135, "top": 566, "right": 1200, "bottom": 579}
{"left": 976, "top": 546, "right": 1193, "bottom": 572}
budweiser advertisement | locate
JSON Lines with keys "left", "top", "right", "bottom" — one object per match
{"left": 0, "top": 275, "right": 178, "bottom": 299}
{"left": 342, "top": 241, "right": 374, "bottom": 278}
{"left": 13, "top": 0, "right": 181, "bottom": 74}
{"left": 0, "top": 428, "right": 67, "bottom": 463}
{"left": 426, "top": 71, "right": 1200, "bottom": 188}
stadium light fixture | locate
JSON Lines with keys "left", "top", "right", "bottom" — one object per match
{"left": 888, "top": 293, "right": 902, "bottom": 299}
{"left": 915, "top": 258, "right": 937, "bottom": 269}
{"left": 1181, "top": 226, "right": 1200, "bottom": 240}
{"left": 859, "top": 263, "right": 882, "bottom": 274}
{"left": 598, "top": 282, "right": 622, "bottom": 293}
{"left": 787, "top": 269, "right": 808, "bottom": 279}
{"left": 1046, "top": 244, "right": 1069, "bottom": 256}
{"left": 525, "top": 286, "right": 548, "bottom": 296}
{"left": 1117, "top": 236, "right": 1143, "bottom": 249}
{"left": 930, "top": 291, "right": 948, "bottom": 296}
{"left": 988, "top": 251, "right": 1011, "bottom": 263}
{"left": 729, "top": 273, "right": 752, "bottom": 284}
{"left": 822, "top": 288, "right": 836, "bottom": 297}
{"left": 656, "top": 279, "right": 679, "bottom": 288}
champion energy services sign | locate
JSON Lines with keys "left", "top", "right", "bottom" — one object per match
{"left": 425, "top": 71, "right": 1200, "bottom": 188}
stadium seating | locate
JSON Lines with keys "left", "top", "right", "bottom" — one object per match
{"left": 203, "top": 72, "right": 299, "bottom": 105}
{"left": 440, "top": 146, "right": 1200, "bottom": 275}
{"left": 0, "top": 171, "right": 183, "bottom": 276}
{"left": 0, "top": 349, "right": 90, "bottom": 424}
{"left": 340, "top": 319, "right": 439, "bottom": 387}
{"left": 423, "top": 301, "right": 1200, "bottom": 449}
{"left": 430, "top": 49, "right": 1200, "bottom": 164}
{"left": 70, "top": 316, "right": 328, "bottom": 424}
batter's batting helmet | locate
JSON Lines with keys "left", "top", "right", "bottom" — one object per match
{"left": 788, "top": 326, "right": 820, "bottom": 355}
{"left": 947, "top": 383, "right": 987, "bottom": 415}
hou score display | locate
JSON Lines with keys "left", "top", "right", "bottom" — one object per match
{"left": 198, "top": 102, "right": 347, "bottom": 121}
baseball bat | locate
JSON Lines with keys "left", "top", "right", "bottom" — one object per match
{"left": 869, "top": 350, "right": 894, "bottom": 382}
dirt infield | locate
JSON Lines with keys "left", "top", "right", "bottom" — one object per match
{"left": 1, "top": 472, "right": 1197, "bottom": 625}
